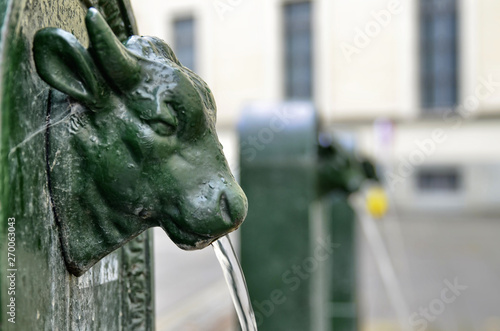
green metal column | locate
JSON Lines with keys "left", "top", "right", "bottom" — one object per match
{"left": 239, "top": 102, "right": 321, "bottom": 330}
{"left": 239, "top": 105, "right": 377, "bottom": 330}
{"left": 318, "top": 140, "right": 378, "bottom": 331}
{"left": 0, "top": 2, "right": 154, "bottom": 330}
{"left": 324, "top": 192, "right": 358, "bottom": 331}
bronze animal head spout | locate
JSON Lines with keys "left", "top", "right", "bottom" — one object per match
{"left": 33, "top": 8, "right": 247, "bottom": 276}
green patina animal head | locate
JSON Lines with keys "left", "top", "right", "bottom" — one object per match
{"left": 317, "top": 138, "right": 369, "bottom": 195}
{"left": 33, "top": 8, "right": 247, "bottom": 276}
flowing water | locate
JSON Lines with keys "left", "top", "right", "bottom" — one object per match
{"left": 212, "top": 235, "right": 258, "bottom": 331}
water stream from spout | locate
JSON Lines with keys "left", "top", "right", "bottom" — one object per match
{"left": 212, "top": 235, "right": 258, "bottom": 331}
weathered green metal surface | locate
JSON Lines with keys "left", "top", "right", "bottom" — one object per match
{"left": 239, "top": 103, "right": 319, "bottom": 330}
{"left": 318, "top": 139, "right": 368, "bottom": 331}
{"left": 239, "top": 103, "right": 378, "bottom": 330}
{"left": 318, "top": 140, "right": 365, "bottom": 195}
{"left": 33, "top": 8, "right": 247, "bottom": 276}
{"left": 1, "top": 0, "right": 247, "bottom": 329}
{"left": 320, "top": 144, "right": 379, "bottom": 331}
{"left": 0, "top": 1, "right": 156, "bottom": 330}
{"left": 1, "top": 0, "right": 248, "bottom": 328}
{"left": 324, "top": 192, "right": 358, "bottom": 331}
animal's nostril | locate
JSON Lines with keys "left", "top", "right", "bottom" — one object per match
{"left": 219, "top": 193, "right": 232, "bottom": 226}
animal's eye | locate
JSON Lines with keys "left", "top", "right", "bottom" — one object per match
{"left": 147, "top": 119, "right": 177, "bottom": 136}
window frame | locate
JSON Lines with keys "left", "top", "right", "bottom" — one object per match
{"left": 172, "top": 15, "right": 196, "bottom": 72}
{"left": 282, "top": 1, "right": 314, "bottom": 101}
{"left": 419, "top": 0, "right": 460, "bottom": 115}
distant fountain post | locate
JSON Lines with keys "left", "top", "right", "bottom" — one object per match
{"left": 238, "top": 102, "right": 377, "bottom": 330}
{"left": 238, "top": 102, "right": 321, "bottom": 330}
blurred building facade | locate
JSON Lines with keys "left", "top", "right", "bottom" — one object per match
{"left": 131, "top": 0, "right": 500, "bottom": 216}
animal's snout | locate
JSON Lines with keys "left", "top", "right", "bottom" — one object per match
{"left": 179, "top": 180, "right": 247, "bottom": 239}
{"left": 218, "top": 187, "right": 247, "bottom": 230}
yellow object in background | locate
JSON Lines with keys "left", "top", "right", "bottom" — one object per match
{"left": 366, "top": 186, "right": 388, "bottom": 219}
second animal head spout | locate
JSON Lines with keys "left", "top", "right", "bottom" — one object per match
{"left": 33, "top": 7, "right": 248, "bottom": 275}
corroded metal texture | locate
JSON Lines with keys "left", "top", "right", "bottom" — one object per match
{"left": 80, "top": 0, "right": 137, "bottom": 41}
{"left": 33, "top": 8, "right": 247, "bottom": 276}
{"left": 0, "top": 1, "right": 153, "bottom": 329}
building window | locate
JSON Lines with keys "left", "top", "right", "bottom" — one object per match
{"left": 420, "top": 0, "right": 459, "bottom": 112}
{"left": 284, "top": 1, "right": 313, "bottom": 100}
{"left": 173, "top": 17, "right": 196, "bottom": 71}
{"left": 417, "top": 168, "right": 461, "bottom": 192}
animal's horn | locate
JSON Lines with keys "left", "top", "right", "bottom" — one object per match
{"left": 85, "top": 8, "right": 141, "bottom": 91}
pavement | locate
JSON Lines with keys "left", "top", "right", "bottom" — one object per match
{"left": 359, "top": 212, "right": 500, "bottom": 331}
{"left": 153, "top": 212, "right": 500, "bottom": 331}
{"left": 153, "top": 228, "right": 237, "bottom": 331}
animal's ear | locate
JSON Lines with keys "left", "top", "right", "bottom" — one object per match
{"left": 33, "top": 27, "right": 107, "bottom": 108}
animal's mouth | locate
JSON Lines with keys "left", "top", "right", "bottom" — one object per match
{"left": 160, "top": 193, "right": 237, "bottom": 250}
{"left": 161, "top": 217, "right": 219, "bottom": 250}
